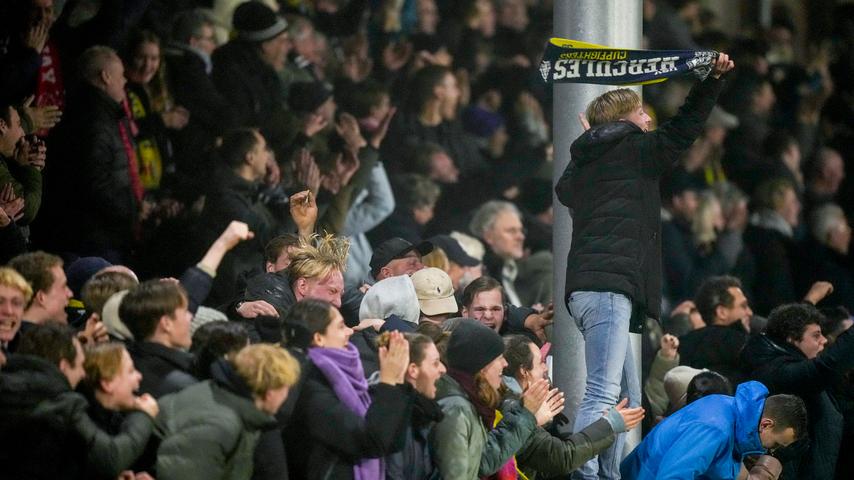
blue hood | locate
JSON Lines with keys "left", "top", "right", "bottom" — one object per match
{"left": 733, "top": 381, "right": 769, "bottom": 458}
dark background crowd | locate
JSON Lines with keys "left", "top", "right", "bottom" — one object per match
{"left": 0, "top": 0, "right": 853, "bottom": 479}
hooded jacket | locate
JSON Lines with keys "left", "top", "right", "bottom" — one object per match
{"left": 156, "top": 360, "right": 278, "bottom": 480}
{"left": 555, "top": 77, "right": 724, "bottom": 329}
{"left": 620, "top": 381, "right": 768, "bottom": 479}
{"left": 359, "top": 275, "right": 421, "bottom": 326}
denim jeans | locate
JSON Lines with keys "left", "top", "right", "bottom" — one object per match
{"left": 568, "top": 291, "right": 641, "bottom": 480}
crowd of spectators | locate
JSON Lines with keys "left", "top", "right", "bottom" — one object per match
{"left": 0, "top": 0, "right": 852, "bottom": 479}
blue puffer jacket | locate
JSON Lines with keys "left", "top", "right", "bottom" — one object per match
{"left": 620, "top": 381, "right": 768, "bottom": 479}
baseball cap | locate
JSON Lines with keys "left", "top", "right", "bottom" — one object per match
{"left": 370, "top": 237, "right": 433, "bottom": 278}
{"left": 411, "top": 267, "right": 458, "bottom": 316}
{"left": 427, "top": 235, "right": 479, "bottom": 267}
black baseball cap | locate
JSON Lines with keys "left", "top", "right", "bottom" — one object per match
{"left": 427, "top": 235, "right": 479, "bottom": 267}
{"left": 370, "top": 237, "right": 433, "bottom": 278}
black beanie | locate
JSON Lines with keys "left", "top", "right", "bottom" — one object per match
{"left": 233, "top": 2, "right": 288, "bottom": 43}
{"left": 446, "top": 319, "right": 505, "bottom": 375}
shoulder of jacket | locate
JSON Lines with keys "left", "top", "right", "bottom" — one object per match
{"left": 437, "top": 395, "right": 476, "bottom": 418}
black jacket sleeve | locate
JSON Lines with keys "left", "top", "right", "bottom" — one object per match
{"left": 179, "top": 266, "right": 213, "bottom": 315}
{"left": 756, "top": 329, "right": 854, "bottom": 395}
{"left": 639, "top": 77, "right": 725, "bottom": 174}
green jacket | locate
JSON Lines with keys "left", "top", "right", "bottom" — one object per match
{"left": 156, "top": 380, "right": 277, "bottom": 480}
{"left": 516, "top": 416, "right": 615, "bottom": 479}
{"left": 0, "top": 154, "right": 42, "bottom": 224}
{"left": 431, "top": 375, "right": 537, "bottom": 480}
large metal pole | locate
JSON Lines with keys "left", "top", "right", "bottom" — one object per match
{"left": 552, "top": 0, "right": 643, "bottom": 455}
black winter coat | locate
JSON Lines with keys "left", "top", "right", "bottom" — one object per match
{"left": 555, "top": 77, "right": 724, "bottom": 330}
{"left": 47, "top": 84, "right": 139, "bottom": 257}
{"left": 741, "top": 330, "right": 854, "bottom": 479}
{"left": 198, "top": 168, "right": 287, "bottom": 307}
{"left": 679, "top": 324, "right": 748, "bottom": 387}
{"left": 211, "top": 41, "right": 290, "bottom": 155}
{"left": 743, "top": 225, "right": 800, "bottom": 316}
{"left": 798, "top": 241, "right": 854, "bottom": 312}
{"left": 164, "top": 44, "right": 232, "bottom": 173}
{"left": 128, "top": 341, "right": 198, "bottom": 398}
{"left": 283, "top": 361, "right": 415, "bottom": 480}
{"left": 0, "top": 355, "right": 154, "bottom": 480}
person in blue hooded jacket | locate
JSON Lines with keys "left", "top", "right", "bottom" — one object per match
{"left": 620, "top": 381, "right": 806, "bottom": 480}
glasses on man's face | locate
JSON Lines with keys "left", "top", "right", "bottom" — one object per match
{"left": 473, "top": 306, "right": 504, "bottom": 315}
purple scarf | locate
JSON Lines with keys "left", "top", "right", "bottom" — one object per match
{"left": 308, "top": 344, "right": 381, "bottom": 480}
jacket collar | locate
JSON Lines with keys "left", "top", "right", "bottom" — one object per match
{"left": 165, "top": 42, "right": 212, "bottom": 74}
{"left": 435, "top": 373, "right": 465, "bottom": 400}
{"left": 217, "top": 168, "right": 260, "bottom": 197}
{"left": 733, "top": 381, "right": 770, "bottom": 458}
{"left": 750, "top": 209, "right": 793, "bottom": 238}
{"left": 570, "top": 120, "right": 640, "bottom": 167}
{"left": 131, "top": 341, "right": 194, "bottom": 371}
{"left": 78, "top": 83, "right": 125, "bottom": 119}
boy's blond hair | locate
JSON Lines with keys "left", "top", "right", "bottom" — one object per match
{"left": 234, "top": 344, "right": 300, "bottom": 397}
{"left": 0, "top": 267, "right": 33, "bottom": 303}
{"left": 585, "top": 88, "right": 642, "bottom": 127}
{"left": 83, "top": 342, "right": 127, "bottom": 387}
{"left": 287, "top": 233, "right": 350, "bottom": 286}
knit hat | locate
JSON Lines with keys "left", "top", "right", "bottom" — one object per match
{"left": 446, "top": 319, "right": 505, "bottom": 375}
{"left": 233, "top": 2, "right": 288, "bottom": 43}
{"left": 65, "top": 256, "right": 112, "bottom": 298}
{"left": 411, "top": 267, "right": 458, "bottom": 316}
{"left": 369, "top": 237, "right": 433, "bottom": 279}
{"left": 288, "top": 81, "right": 333, "bottom": 114}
